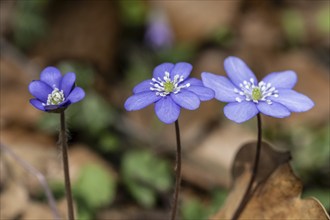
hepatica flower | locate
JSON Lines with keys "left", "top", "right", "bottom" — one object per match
{"left": 29, "top": 67, "right": 85, "bottom": 112}
{"left": 145, "top": 7, "right": 173, "bottom": 50}
{"left": 202, "top": 56, "right": 314, "bottom": 123}
{"left": 125, "top": 62, "right": 214, "bottom": 124}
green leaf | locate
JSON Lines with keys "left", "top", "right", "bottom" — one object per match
{"left": 99, "top": 132, "right": 120, "bottom": 153}
{"left": 76, "top": 203, "right": 93, "bottom": 220}
{"left": 70, "top": 92, "right": 116, "bottom": 136}
{"left": 74, "top": 164, "right": 116, "bottom": 209}
{"left": 209, "top": 189, "right": 228, "bottom": 215}
{"left": 121, "top": 150, "right": 172, "bottom": 208}
{"left": 181, "top": 189, "right": 228, "bottom": 220}
{"left": 181, "top": 199, "right": 208, "bottom": 220}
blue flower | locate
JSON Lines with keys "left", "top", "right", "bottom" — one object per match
{"left": 125, "top": 62, "right": 215, "bottom": 124}
{"left": 202, "top": 56, "right": 314, "bottom": 123}
{"left": 145, "top": 8, "right": 173, "bottom": 50}
{"left": 29, "top": 66, "right": 85, "bottom": 112}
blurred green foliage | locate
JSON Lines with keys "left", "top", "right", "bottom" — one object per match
{"left": 281, "top": 9, "right": 305, "bottom": 46}
{"left": 316, "top": 7, "right": 330, "bottom": 34}
{"left": 121, "top": 149, "right": 173, "bottom": 208}
{"left": 302, "top": 188, "right": 330, "bottom": 211}
{"left": 181, "top": 189, "right": 228, "bottom": 220}
{"left": 50, "top": 164, "right": 117, "bottom": 220}
{"left": 98, "top": 131, "right": 120, "bottom": 153}
{"left": 118, "top": 0, "right": 147, "bottom": 26}
{"left": 74, "top": 164, "right": 117, "bottom": 219}
{"left": 182, "top": 198, "right": 209, "bottom": 220}
{"left": 211, "top": 26, "right": 234, "bottom": 47}
{"left": 157, "top": 44, "right": 196, "bottom": 63}
{"left": 13, "top": 0, "right": 49, "bottom": 50}
{"left": 70, "top": 92, "right": 117, "bottom": 136}
{"left": 291, "top": 125, "right": 329, "bottom": 183}
{"left": 57, "top": 62, "right": 95, "bottom": 89}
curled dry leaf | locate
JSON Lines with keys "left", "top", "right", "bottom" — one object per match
{"left": 211, "top": 141, "right": 330, "bottom": 220}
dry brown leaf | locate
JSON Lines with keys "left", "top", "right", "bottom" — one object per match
{"left": 211, "top": 142, "right": 330, "bottom": 220}
{"left": 182, "top": 124, "right": 255, "bottom": 189}
{"left": 0, "top": 180, "right": 29, "bottom": 219}
{"left": 32, "top": 1, "right": 119, "bottom": 73}
{"left": 158, "top": 1, "right": 241, "bottom": 43}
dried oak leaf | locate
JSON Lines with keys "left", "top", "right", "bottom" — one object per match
{"left": 211, "top": 141, "right": 329, "bottom": 220}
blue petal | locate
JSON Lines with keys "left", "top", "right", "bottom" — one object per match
{"left": 224, "top": 101, "right": 259, "bottom": 123}
{"left": 44, "top": 105, "right": 61, "bottom": 111}
{"left": 40, "top": 66, "right": 62, "bottom": 88}
{"left": 28, "top": 80, "right": 53, "bottom": 103}
{"left": 185, "top": 86, "right": 214, "bottom": 101}
{"left": 44, "top": 100, "right": 70, "bottom": 111}
{"left": 269, "top": 89, "right": 314, "bottom": 112}
{"left": 224, "top": 56, "right": 258, "bottom": 88}
{"left": 153, "top": 63, "right": 174, "bottom": 79}
{"left": 170, "top": 62, "right": 192, "bottom": 80}
{"left": 257, "top": 102, "right": 291, "bottom": 118}
{"left": 155, "top": 96, "right": 180, "bottom": 124}
{"left": 171, "top": 90, "right": 200, "bottom": 110}
{"left": 202, "top": 72, "right": 239, "bottom": 102}
{"left": 66, "top": 87, "right": 85, "bottom": 103}
{"left": 58, "top": 99, "right": 71, "bottom": 108}
{"left": 60, "top": 72, "right": 76, "bottom": 97}
{"left": 184, "top": 78, "right": 203, "bottom": 86}
{"left": 29, "top": 99, "right": 46, "bottom": 111}
{"left": 133, "top": 79, "right": 152, "bottom": 94}
{"left": 124, "top": 91, "right": 161, "bottom": 111}
{"left": 261, "top": 71, "right": 297, "bottom": 89}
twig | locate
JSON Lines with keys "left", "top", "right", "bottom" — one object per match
{"left": 0, "top": 143, "right": 61, "bottom": 220}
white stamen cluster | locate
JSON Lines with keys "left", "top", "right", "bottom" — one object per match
{"left": 46, "top": 87, "right": 65, "bottom": 105}
{"left": 234, "top": 78, "right": 279, "bottom": 104}
{"left": 150, "top": 71, "right": 190, "bottom": 97}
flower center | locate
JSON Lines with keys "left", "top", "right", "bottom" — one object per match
{"left": 252, "top": 87, "right": 262, "bottom": 101}
{"left": 234, "top": 78, "right": 279, "bottom": 104}
{"left": 46, "top": 87, "right": 65, "bottom": 105}
{"left": 150, "top": 71, "right": 190, "bottom": 97}
{"left": 164, "top": 81, "right": 175, "bottom": 93}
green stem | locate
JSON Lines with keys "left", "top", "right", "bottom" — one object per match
{"left": 60, "top": 112, "right": 75, "bottom": 220}
{"left": 170, "top": 120, "right": 182, "bottom": 220}
{"left": 232, "top": 113, "right": 262, "bottom": 220}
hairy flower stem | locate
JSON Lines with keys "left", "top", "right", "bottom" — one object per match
{"left": 0, "top": 143, "right": 61, "bottom": 220}
{"left": 171, "top": 120, "right": 182, "bottom": 220}
{"left": 232, "top": 113, "right": 262, "bottom": 220}
{"left": 60, "top": 112, "right": 75, "bottom": 220}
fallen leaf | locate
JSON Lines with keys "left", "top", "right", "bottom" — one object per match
{"left": 231, "top": 141, "right": 291, "bottom": 184}
{"left": 158, "top": 1, "right": 241, "bottom": 43}
{"left": 211, "top": 142, "right": 330, "bottom": 220}
{"left": 0, "top": 180, "right": 29, "bottom": 219}
{"left": 183, "top": 123, "right": 255, "bottom": 189}
{"left": 22, "top": 202, "right": 59, "bottom": 220}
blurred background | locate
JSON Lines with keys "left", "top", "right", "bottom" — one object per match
{"left": 0, "top": 0, "right": 329, "bottom": 219}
